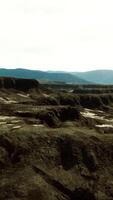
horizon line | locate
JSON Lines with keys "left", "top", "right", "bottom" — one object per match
{"left": 0, "top": 67, "right": 113, "bottom": 73}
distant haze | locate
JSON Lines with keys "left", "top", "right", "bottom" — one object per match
{"left": 0, "top": 0, "right": 113, "bottom": 72}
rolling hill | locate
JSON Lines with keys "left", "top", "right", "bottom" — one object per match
{"left": 72, "top": 70, "right": 113, "bottom": 84}
{"left": 0, "top": 68, "right": 90, "bottom": 84}
{"left": 0, "top": 68, "right": 113, "bottom": 84}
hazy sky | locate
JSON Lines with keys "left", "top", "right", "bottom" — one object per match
{"left": 0, "top": 0, "right": 113, "bottom": 72}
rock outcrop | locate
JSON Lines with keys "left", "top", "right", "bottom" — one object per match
{"left": 0, "top": 77, "right": 39, "bottom": 91}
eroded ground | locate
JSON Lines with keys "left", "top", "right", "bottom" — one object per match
{"left": 0, "top": 79, "right": 113, "bottom": 200}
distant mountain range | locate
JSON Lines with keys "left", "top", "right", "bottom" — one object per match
{"left": 72, "top": 70, "right": 113, "bottom": 84}
{"left": 0, "top": 68, "right": 113, "bottom": 84}
{"left": 0, "top": 68, "right": 90, "bottom": 84}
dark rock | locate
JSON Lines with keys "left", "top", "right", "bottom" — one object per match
{"left": 0, "top": 77, "right": 39, "bottom": 91}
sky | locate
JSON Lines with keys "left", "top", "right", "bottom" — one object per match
{"left": 0, "top": 0, "right": 113, "bottom": 72}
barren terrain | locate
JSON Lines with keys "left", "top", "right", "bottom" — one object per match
{"left": 0, "top": 77, "right": 113, "bottom": 199}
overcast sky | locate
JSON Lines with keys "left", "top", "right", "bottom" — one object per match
{"left": 0, "top": 0, "right": 113, "bottom": 72}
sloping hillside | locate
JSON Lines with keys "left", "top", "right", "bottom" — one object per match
{"left": 72, "top": 70, "right": 113, "bottom": 84}
{"left": 0, "top": 68, "right": 90, "bottom": 84}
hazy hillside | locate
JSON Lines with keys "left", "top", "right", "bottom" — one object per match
{"left": 0, "top": 68, "right": 90, "bottom": 84}
{"left": 72, "top": 70, "right": 113, "bottom": 84}
{"left": 1, "top": 68, "right": 113, "bottom": 84}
